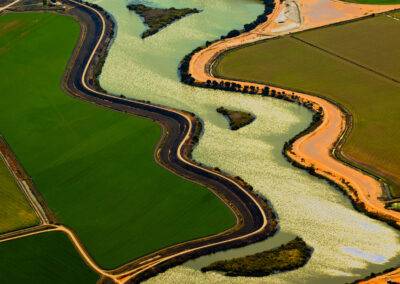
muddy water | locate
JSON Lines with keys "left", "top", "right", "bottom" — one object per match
{"left": 87, "top": 0, "right": 400, "bottom": 282}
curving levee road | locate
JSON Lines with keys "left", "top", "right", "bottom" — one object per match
{"left": 2, "top": 0, "right": 400, "bottom": 283}
{"left": 188, "top": 2, "right": 400, "bottom": 284}
{"left": 189, "top": 0, "right": 400, "bottom": 226}
{"left": 58, "top": 0, "right": 278, "bottom": 282}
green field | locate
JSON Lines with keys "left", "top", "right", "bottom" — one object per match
{"left": 215, "top": 14, "right": 400, "bottom": 196}
{"left": 0, "top": 158, "right": 39, "bottom": 233}
{"left": 0, "top": 13, "right": 235, "bottom": 269}
{"left": 0, "top": 231, "right": 99, "bottom": 283}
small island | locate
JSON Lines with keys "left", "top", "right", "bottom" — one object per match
{"left": 201, "top": 237, "right": 312, "bottom": 277}
{"left": 217, "top": 107, "right": 255, "bottom": 130}
{"left": 126, "top": 4, "right": 200, "bottom": 38}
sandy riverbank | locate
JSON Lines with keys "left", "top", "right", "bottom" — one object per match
{"left": 188, "top": 0, "right": 400, "bottom": 282}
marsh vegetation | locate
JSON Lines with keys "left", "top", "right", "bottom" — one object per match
{"left": 201, "top": 237, "right": 312, "bottom": 276}
{"left": 127, "top": 4, "right": 200, "bottom": 38}
{"left": 217, "top": 107, "right": 255, "bottom": 130}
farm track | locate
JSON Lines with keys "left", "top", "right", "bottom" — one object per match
{"left": 0, "top": 135, "right": 51, "bottom": 225}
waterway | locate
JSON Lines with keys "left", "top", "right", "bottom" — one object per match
{"left": 87, "top": 0, "right": 400, "bottom": 282}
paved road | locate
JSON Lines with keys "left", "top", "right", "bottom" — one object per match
{"left": 62, "top": 1, "right": 277, "bottom": 282}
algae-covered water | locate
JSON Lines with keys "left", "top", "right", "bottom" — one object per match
{"left": 87, "top": 0, "right": 400, "bottom": 282}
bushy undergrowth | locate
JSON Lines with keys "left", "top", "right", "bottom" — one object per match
{"left": 127, "top": 4, "right": 200, "bottom": 38}
{"left": 201, "top": 237, "right": 312, "bottom": 276}
{"left": 216, "top": 106, "right": 255, "bottom": 130}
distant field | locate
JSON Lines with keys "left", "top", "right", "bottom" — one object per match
{"left": 215, "top": 14, "right": 400, "bottom": 196}
{"left": 296, "top": 15, "right": 400, "bottom": 81}
{"left": 0, "top": 13, "right": 234, "bottom": 269}
{"left": 0, "top": 231, "right": 99, "bottom": 283}
{"left": 0, "top": 158, "right": 39, "bottom": 233}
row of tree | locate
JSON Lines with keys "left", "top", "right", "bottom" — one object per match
{"left": 179, "top": 0, "right": 276, "bottom": 84}
{"left": 220, "top": 0, "right": 275, "bottom": 40}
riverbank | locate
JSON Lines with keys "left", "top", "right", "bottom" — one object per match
{"left": 57, "top": 0, "right": 279, "bottom": 281}
{"left": 186, "top": 0, "right": 400, "bottom": 283}
{"left": 78, "top": 0, "right": 400, "bottom": 282}
{"left": 0, "top": 2, "right": 277, "bottom": 282}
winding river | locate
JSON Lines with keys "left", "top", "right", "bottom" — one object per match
{"left": 87, "top": 0, "right": 400, "bottom": 282}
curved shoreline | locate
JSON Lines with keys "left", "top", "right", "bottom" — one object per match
{"left": 3, "top": 1, "right": 400, "bottom": 283}
{"left": 48, "top": 0, "right": 278, "bottom": 282}
{"left": 1, "top": 2, "right": 278, "bottom": 283}
{"left": 187, "top": 2, "right": 400, "bottom": 283}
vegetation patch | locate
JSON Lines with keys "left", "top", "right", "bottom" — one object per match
{"left": 0, "top": 156, "right": 39, "bottom": 233}
{"left": 0, "top": 231, "right": 99, "bottom": 283}
{"left": 215, "top": 14, "right": 400, "bottom": 196}
{"left": 386, "top": 202, "right": 400, "bottom": 212}
{"left": 201, "top": 237, "right": 312, "bottom": 276}
{"left": 127, "top": 4, "right": 200, "bottom": 38}
{"left": 217, "top": 107, "right": 255, "bottom": 130}
{"left": 0, "top": 13, "right": 235, "bottom": 269}
{"left": 178, "top": 0, "right": 275, "bottom": 86}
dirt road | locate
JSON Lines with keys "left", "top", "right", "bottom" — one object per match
{"left": 188, "top": 1, "right": 400, "bottom": 283}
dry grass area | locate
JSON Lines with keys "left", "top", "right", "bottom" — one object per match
{"left": 0, "top": 157, "right": 39, "bottom": 233}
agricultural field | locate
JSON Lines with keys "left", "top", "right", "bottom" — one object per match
{"left": 296, "top": 15, "right": 400, "bottom": 81}
{"left": 0, "top": 231, "right": 99, "bottom": 283}
{"left": 0, "top": 12, "right": 234, "bottom": 269}
{"left": 215, "top": 14, "right": 400, "bottom": 196}
{"left": 0, "top": 158, "right": 39, "bottom": 233}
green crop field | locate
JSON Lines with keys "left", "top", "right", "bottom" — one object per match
{"left": 0, "top": 158, "right": 39, "bottom": 233}
{"left": 0, "top": 231, "right": 99, "bottom": 283}
{"left": 215, "top": 14, "right": 400, "bottom": 196}
{"left": 0, "top": 13, "right": 234, "bottom": 269}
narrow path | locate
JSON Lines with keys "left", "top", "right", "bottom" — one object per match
{"left": 0, "top": 135, "right": 50, "bottom": 225}
{"left": 387, "top": 13, "right": 400, "bottom": 21}
{"left": 0, "top": 135, "right": 120, "bottom": 281}
{"left": 0, "top": 0, "right": 19, "bottom": 12}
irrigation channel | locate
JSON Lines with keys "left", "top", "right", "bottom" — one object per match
{"left": 79, "top": 0, "right": 400, "bottom": 283}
